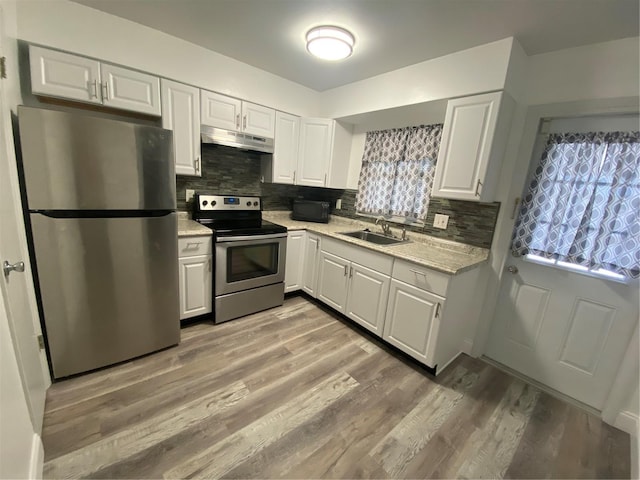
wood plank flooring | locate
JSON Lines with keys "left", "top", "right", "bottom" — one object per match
{"left": 41, "top": 295, "right": 630, "bottom": 479}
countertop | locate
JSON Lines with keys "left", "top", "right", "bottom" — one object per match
{"left": 177, "top": 212, "right": 212, "bottom": 237}
{"left": 262, "top": 211, "right": 489, "bottom": 275}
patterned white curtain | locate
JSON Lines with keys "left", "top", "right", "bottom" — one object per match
{"left": 511, "top": 131, "right": 640, "bottom": 278}
{"left": 356, "top": 124, "right": 443, "bottom": 221}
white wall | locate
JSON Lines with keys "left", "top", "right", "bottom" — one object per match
{"left": 318, "top": 37, "right": 516, "bottom": 119}
{"left": 525, "top": 37, "right": 640, "bottom": 106}
{"left": 16, "top": 0, "right": 319, "bottom": 117}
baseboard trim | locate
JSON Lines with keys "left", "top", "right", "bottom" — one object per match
{"left": 614, "top": 410, "right": 640, "bottom": 437}
{"left": 28, "top": 433, "right": 44, "bottom": 480}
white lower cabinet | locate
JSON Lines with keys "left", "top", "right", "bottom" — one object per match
{"left": 301, "top": 233, "right": 321, "bottom": 297}
{"left": 284, "top": 230, "right": 305, "bottom": 293}
{"left": 178, "top": 236, "right": 212, "bottom": 320}
{"left": 383, "top": 279, "right": 444, "bottom": 366}
{"left": 317, "top": 237, "right": 392, "bottom": 336}
{"left": 317, "top": 251, "right": 350, "bottom": 312}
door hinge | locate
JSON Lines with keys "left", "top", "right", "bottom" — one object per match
{"left": 0, "top": 57, "right": 7, "bottom": 79}
{"left": 37, "top": 334, "right": 45, "bottom": 350}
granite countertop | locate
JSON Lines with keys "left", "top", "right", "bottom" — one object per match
{"left": 177, "top": 212, "right": 212, "bottom": 237}
{"left": 262, "top": 211, "right": 489, "bottom": 275}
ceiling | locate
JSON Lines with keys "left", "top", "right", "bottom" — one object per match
{"left": 72, "top": 0, "right": 639, "bottom": 92}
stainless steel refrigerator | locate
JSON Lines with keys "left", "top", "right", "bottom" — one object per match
{"left": 18, "top": 106, "right": 180, "bottom": 379}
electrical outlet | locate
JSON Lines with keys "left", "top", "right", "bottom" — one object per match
{"left": 433, "top": 213, "right": 449, "bottom": 229}
{"left": 335, "top": 198, "right": 342, "bottom": 209}
{"left": 186, "top": 189, "right": 195, "bottom": 202}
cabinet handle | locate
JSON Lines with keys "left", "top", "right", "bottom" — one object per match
{"left": 243, "top": 115, "right": 247, "bottom": 130}
{"left": 324, "top": 173, "right": 327, "bottom": 186}
{"left": 293, "top": 170, "right": 296, "bottom": 184}
{"left": 344, "top": 264, "right": 348, "bottom": 276}
{"left": 101, "top": 82, "right": 109, "bottom": 101}
{"left": 195, "top": 156, "right": 201, "bottom": 173}
{"left": 89, "top": 79, "right": 98, "bottom": 99}
{"left": 475, "top": 179, "right": 483, "bottom": 197}
{"left": 236, "top": 114, "right": 240, "bottom": 129}
{"left": 186, "top": 242, "right": 202, "bottom": 247}
{"left": 349, "top": 266, "right": 353, "bottom": 278}
{"left": 435, "top": 302, "right": 441, "bottom": 318}
{"left": 316, "top": 240, "right": 319, "bottom": 251}
{"left": 410, "top": 268, "right": 427, "bottom": 278}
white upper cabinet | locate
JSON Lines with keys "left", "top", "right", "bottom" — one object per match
{"left": 200, "top": 90, "right": 242, "bottom": 131}
{"left": 30, "top": 46, "right": 101, "bottom": 104}
{"left": 200, "top": 90, "right": 275, "bottom": 137}
{"left": 161, "top": 79, "right": 201, "bottom": 177}
{"left": 432, "top": 91, "right": 514, "bottom": 202}
{"left": 101, "top": 64, "right": 161, "bottom": 116}
{"left": 243, "top": 102, "right": 275, "bottom": 137}
{"left": 297, "top": 117, "right": 333, "bottom": 187}
{"left": 271, "top": 112, "right": 299, "bottom": 184}
{"left": 29, "top": 46, "right": 161, "bottom": 116}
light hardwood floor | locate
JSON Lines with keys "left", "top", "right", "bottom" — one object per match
{"left": 42, "top": 295, "right": 630, "bottom": 479}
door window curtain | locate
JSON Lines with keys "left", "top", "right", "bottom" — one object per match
{"left": 511, "top": 131, "right": 640, "bottom": 279}
{"left": 355, "top": 124, "right": 443, "bottom": 221}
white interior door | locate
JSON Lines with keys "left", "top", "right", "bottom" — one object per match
{"left": 0, "top": 4, "right": 48, "bottom": 476}
{"left": 486, "top": 257, "right": 638, "bottom": 410}
{"left": 486, "top": 114, "right": 640, "bottom": 411}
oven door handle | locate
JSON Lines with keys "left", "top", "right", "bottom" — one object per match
{"left": 216, "top": 233, "right": 287, "bottom": 242}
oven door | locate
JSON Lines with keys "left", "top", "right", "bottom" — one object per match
{"left": 215, "top": 233, "right": 286, "bottom": 296}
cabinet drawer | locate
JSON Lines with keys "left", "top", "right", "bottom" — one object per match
{"left": 321, "top": 236, "right": 393, "bottom": 275}
{"left": 392, "top": 260, "right": 449, "bottom": 297}
{"left": 178, "top": 236, "right": 212, "bottom": 257}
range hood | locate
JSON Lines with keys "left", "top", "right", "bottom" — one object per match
{"left": 201, "top": 125, "right": 274, "bottom": 154}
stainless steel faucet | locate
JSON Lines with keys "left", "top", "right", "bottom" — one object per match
{"left": 376, "top": 216, "right": 392, "bottom": 236}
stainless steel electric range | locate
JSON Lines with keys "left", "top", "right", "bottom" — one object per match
{"left": 193, "top": 194, "right": 288, "bottom": 323}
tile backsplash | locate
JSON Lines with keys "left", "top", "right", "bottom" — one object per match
{"left": 176, "top": 145, "right": 500, "bottom": 248}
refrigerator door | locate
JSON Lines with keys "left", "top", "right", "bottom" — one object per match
{"left": 30, "top": 212, "right": 179, "bottom": 378}
{"left": 18, "top": 106, "right": 175, "bottom": 211}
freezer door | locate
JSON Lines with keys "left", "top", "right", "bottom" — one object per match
{"left": 30, "top": 213, "right": 179, "bottom": 378}
{"left": 18, "top": 106, "right": 175, "bottom": 211}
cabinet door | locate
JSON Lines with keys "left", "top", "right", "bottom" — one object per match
{"left": 383, "top": 279, "right": 444, "bottom": 366}
{"left": 317, "top": 251, "right": 350, "bottom": 313}
{"left": 29, "top": 46, "right": 101, "bottom": 104}
{"left": 284, "top": 231, "right": 305, "bottom": 293}
{"left": 432, "top": 92, "right": 502, "bottom": 201}
{"left": 200, "top": 90, "right": 241, "bottom": 130}
{"left": 345, "top": 263, "right": 390, "bottom": 336}
{"left": 161, "top": 79, "right": 201, "bottom": 176}
{"left": 101, "top": 63, "right": 161, "bottom": 116}
{"left": 242, "top": 102, "right": 275, "bottom": 137}
{"left": 301, "top": 234, "right": 320, "bottom": 297}
{"left": 297, "top": 118, "right": 333, "bottom": 187}
{"left": 272, "top": 112, "right": 299, "bottom": 184}
{"left": 179, "top": 254, "right": 212, "bottom": 320}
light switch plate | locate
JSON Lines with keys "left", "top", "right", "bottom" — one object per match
{"left": 186, "top": 189, "right": 195, "bottom": 202}
{"left": 433, "top": 213, "right": 449, "bottom": 229}
{"left": 335, "top": 198, "right": 342, "bottom": 209}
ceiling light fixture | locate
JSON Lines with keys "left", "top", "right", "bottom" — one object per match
{"left": 306, "top": 26, "right": 355, "bottom": 61}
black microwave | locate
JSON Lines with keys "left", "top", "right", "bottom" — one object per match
{"left": 291, "top": 200, "right": 330, "bottom": 223}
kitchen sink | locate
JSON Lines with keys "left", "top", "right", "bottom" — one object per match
{"left": 339, "top": 229, "right": 409, "bottom": 245}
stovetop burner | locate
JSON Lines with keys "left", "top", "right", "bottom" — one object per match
{"left": 193, "top": 193, "right": 287, "bottom": 238}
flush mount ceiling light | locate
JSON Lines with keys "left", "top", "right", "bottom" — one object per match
{"left": 306, "top": 26, "right": 355, "bottom": 61}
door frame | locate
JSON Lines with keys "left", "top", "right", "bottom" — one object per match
{"left": 471, "top": 95, "right": 640, "bottom": 427}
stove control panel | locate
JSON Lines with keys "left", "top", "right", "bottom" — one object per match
{"left": 195, "top": 194, "right": 261, "bottom": 211}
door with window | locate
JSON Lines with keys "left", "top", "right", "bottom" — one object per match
{"left": 486, "top": 116, "right": 639, "bottom": 410}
